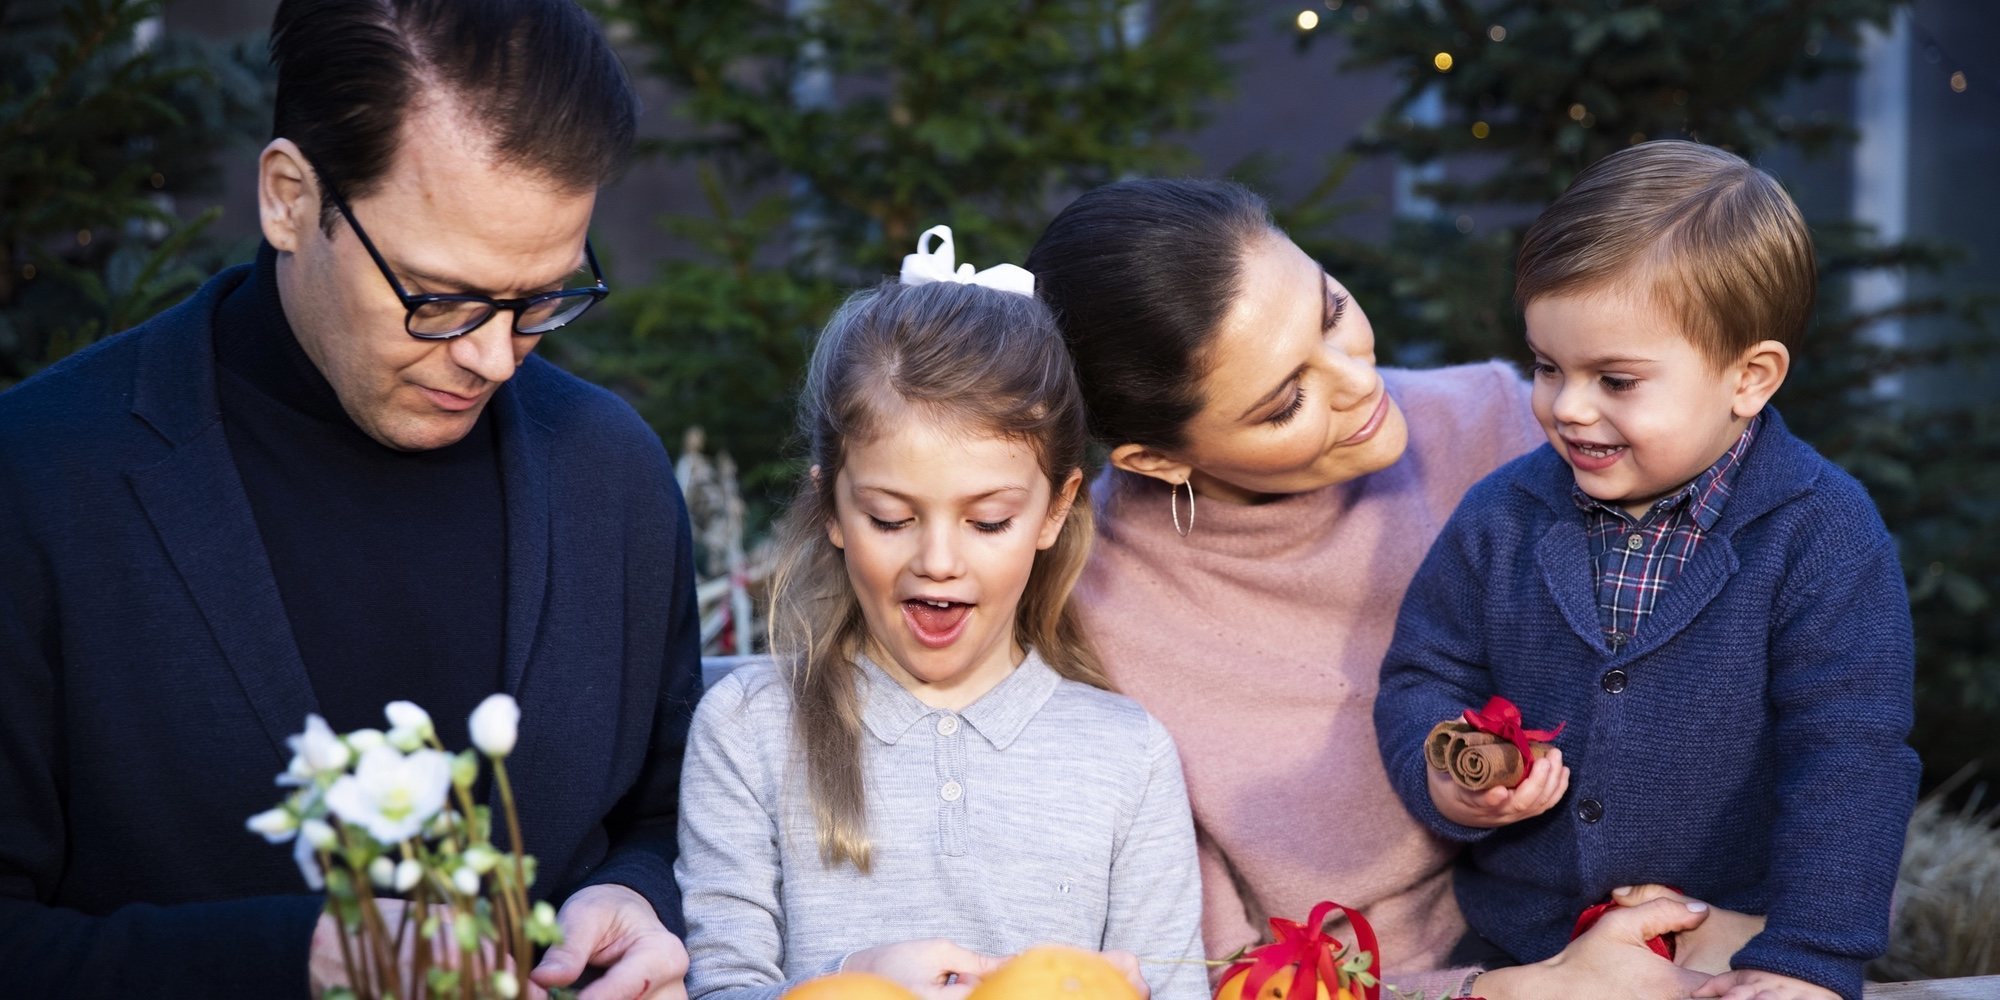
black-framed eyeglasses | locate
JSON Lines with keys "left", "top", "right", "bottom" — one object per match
{"left": 322, "top": 180, "right": 609, "bottom": 340}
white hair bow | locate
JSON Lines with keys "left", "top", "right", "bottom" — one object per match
{"left": 899, "top": 225, "right": 1035, "bottom": 297}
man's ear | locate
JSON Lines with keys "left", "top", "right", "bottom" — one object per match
{"left": 1036, "top": 467, "right": 1086, "bottom": 549}
{"left": 1108, "top": 442, "right": 1193, "bottom": 487}
{"left": 1730, "top": 340, "right": 1790, "bottom": 419}
{"left": 259, "top": 139, "right": 317, "bottom": 254}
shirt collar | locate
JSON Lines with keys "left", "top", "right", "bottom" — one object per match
{"left": 856, "top": 648, "right": 1062, "bottom": 751}
{"left": 1570, "top": 412, "right": 1764, "bottom": 530}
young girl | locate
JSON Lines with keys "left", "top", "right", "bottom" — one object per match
{"left": 675, "top": 228, "right": 1207, "bottom": 1000}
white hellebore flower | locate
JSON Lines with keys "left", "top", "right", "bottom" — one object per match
{"left": 383, "top": 701, "right": 434, "bottom": 752}
{"left": 324, "top": 745, "right": 452, "bottom": 845}
{"left": 245, "top": 807, "right": 297, "bottom": 844}
{"left": 452, "top": 865, "right": 481, "bottom": 897}
{"left": 468, "top": 694, "right": 520, "bottom": 758}
{"left": 282, "top": 714, "right": 352, "bottom": 785}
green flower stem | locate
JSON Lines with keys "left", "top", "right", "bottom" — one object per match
{"left": 494, "top": 759, "right": 533, "bottom": 980}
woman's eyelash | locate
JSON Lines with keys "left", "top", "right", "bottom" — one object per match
{"left": 1267, "top": 385, "right": 1306, "bottom": 425}
{"left": 867, "top": 516, "right": 910, "bottom": 531}
{"left": 1325, "top": 291, "right": 1349, "bottom": 332}
{"left": 973, "top": 519, "right": 1015, "bottom": 534}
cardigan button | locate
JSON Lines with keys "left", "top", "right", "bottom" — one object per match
{"left": 1577, "top": 798, "right": 1604, "bottom": 823}
{"left": 1601, "top": 669, "right": 1628, "bottom": 694}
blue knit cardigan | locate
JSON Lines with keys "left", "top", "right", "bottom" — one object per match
{"left": 1374, "top": 409, "right": 1917, "bottom": 1000}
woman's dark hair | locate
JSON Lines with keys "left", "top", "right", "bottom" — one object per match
{"left": 1025, "top": 178, "right": 1276, "bottom": 451}
{"left": 270, "top": 0, "right": 639, "bottom": 233}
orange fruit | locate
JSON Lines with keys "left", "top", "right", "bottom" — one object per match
{"left": 966, "top": 945, "right": 1142, "bottom": 1000}
{"left": 784, "top": 971, "right": 921, "bottom": 999}
{"left": 1214, "top": 964, "right": 1356, "bottom": 1000}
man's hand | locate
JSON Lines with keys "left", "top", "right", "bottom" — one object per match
{"left": 1611, "top": 884, "right": 1767, "bottom": 975}
{"left": 1470, "top": 896, "right": 1714, "bottom": 1000}
{"left": 1695, "top": 969, "right": 1841, "bottom": 1000}
{"left": 842, "top": 938, "right": 1006, "bottom": 999}
{"left": 1427, "top": 747, "right": 1570, "bottom": 828}
{"left": 531, "top": 883, "right": 688, "bottom": 1000}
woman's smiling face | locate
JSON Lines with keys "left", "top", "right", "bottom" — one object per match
{"left": 1128, "top": 231, "right": 1408, "bottom": 503}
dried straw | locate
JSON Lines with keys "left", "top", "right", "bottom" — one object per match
{"left": 1870, "top": 769, "right": 2000, "bottom": 982}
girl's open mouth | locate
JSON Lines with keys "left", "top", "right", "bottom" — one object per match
{"left": 903, "top": 599, "right": 972, "bottom": 648}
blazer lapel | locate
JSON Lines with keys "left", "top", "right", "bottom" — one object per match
{"left": 126, "top": 283, "right": 315, "bottom": 762}
{"left": 494, "top": 383, "right": 552, "bottom": 699}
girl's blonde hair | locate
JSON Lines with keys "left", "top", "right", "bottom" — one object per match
{"left": 765, "top": 279, "right": 1105, "bottom": 872}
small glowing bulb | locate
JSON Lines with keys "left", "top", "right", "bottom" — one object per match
{"left": 1297, "top": 10, "right": 1320, "bottom": 30}
{"left": 1568, "top": 103, "right": 1588, "bottom": 122}
{"left": 1433, "top": 52, "right": 1454, "bottom": 72}
{"left": 1471, "top": 121, "right": 1490, "bottom": 139}
{"left": 1488, "top": 25, "right": 1507, "bottom": 42}
{"left": 1950, "top": 71, "right": 1968, "bottom": 93}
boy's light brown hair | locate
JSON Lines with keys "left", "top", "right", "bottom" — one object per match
{"left": 1516, "top": 140, "right": 1816, "bottom": 370}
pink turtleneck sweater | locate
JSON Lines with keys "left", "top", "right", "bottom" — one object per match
{"left": 1075, "top": 363, "right": 1544, "bottom": 993}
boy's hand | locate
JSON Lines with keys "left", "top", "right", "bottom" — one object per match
{"left": 1611, "top": 884, "right": 1766, "bottom": 975}
{"left": 1693, "top": 969, "right": 1839, "bottom": 1000}
{"left": 1426, "top": 747, "right": 1569, "bottom": 827}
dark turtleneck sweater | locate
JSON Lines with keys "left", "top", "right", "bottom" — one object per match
{"left": 213, "top": 243, "right": 504, "bottom": 751}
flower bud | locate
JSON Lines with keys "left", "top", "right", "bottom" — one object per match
{"left": 246, "top": 807, "right": 297, "bottom": 844}
{"left": 394, "top": 858, "right": 423, "bottom": 893}
{"left": 464, "top": 844, "right": 500, "bottom": 875}
{"left": 452, "top": 865, "right": 480, "bottom": 897}
{"left": 384, "top": 701, "right": 435, "bottom": 751}
{"left": 451, "top": 750, "right": 479, "bottom": 790}
{"left": 346, "top": 728, "right": 387, "bottom": 754}
{"left": 302, "top": 818, "right": 338, "bottom": 851}
{"left": 492, "top": 970, "right": 521, "bottom": 999}
{"left": 468, "top": 694, "right": 519, "bottom": 758}
{"left": 369, "top": 856, "right": 396, "bottom": 890}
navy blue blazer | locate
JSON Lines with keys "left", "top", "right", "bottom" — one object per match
{"left": 0, "top": 265, "right": 704, "bottom": 997}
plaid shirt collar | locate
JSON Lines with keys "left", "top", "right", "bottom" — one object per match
{"left": 1571, "top": 412, "right": 1764, "bottom": 529}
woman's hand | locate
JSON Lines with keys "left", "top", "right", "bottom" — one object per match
{"left": 1426, "top": 748, "right": 1570, "bottom": 828}
{"left": 842, "top": 939, "right": 1006, "bottom": 999}
{"left": 1611, "top": 884, "right": 1766, "bottom": 975}
{"left": 1694, "top": 969, "right": 1841, "bottom": 1000}
{"left": 1469, "top": 896, "right": 1714, "bottom": 1000}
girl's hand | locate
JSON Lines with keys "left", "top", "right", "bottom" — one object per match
{"left": 842, "top": 939, "right": 1005, "bottom": 999}
{"left": 1426, "top": 747, "right": 1569, "bottom": 827}
{"left": 1610, "top": 884, "right": 1766, "bottom": 975}
{"left": 1098, "top": 949, "right": 1150, "bottom": 998}
{"left": 1693, "top": 969, "right": 1840, "bottom": 1000}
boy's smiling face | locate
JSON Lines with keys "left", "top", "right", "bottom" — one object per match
{"left": 1526, "top": 283, "right": 1787, "bottom": 519}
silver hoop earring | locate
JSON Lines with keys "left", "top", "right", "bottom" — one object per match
{"left": 1170, "top": 479, "right": 1196, "bottom": 538}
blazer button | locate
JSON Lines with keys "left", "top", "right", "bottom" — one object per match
{"left": 1601, "top": 669, "right": 1628, "bottom": 694}
{"left": 1577, "top": 798, "right": 1604, "bottom": 823}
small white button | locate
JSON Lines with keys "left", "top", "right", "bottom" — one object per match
{"left": 937, "top": 715, "right": 959, "bottom": 736}
{"left": 1626, "top": 533, "right": 1644, "bottom": 550}
{"left": 940, "top": 780, "right": 963, "bottom": 802}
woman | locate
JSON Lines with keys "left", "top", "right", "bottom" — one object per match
{"left": 1025, "top": 178, "right": 1717, "bottom": 998}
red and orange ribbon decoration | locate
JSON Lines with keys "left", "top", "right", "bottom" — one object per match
{"left": 1219, "top": 899, "right": 1382, "bottom": 1000}
{"left": 1462, "top": 695, "right": 1565, "bottom": 782}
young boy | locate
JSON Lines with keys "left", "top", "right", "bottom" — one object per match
{"left": 1373, "top": 141, "right": 1917, "bottom": 1000}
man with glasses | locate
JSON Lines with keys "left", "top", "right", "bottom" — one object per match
{"left": 0, "top": 2, "right": 699, "bottom": 997}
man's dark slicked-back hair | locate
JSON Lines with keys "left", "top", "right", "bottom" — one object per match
{"left": 270, "top": 0, "right": 639, "bottom": 233}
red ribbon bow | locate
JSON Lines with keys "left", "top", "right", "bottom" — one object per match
{"left": 1218, "top": 900, "right": 1381, "bottom": 1000}
{"left": 1570, "top": 890, "right": 1680, "bottom": 961}
{"left": 1462, "top": 695, "right": 1565, "bottom": 782}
